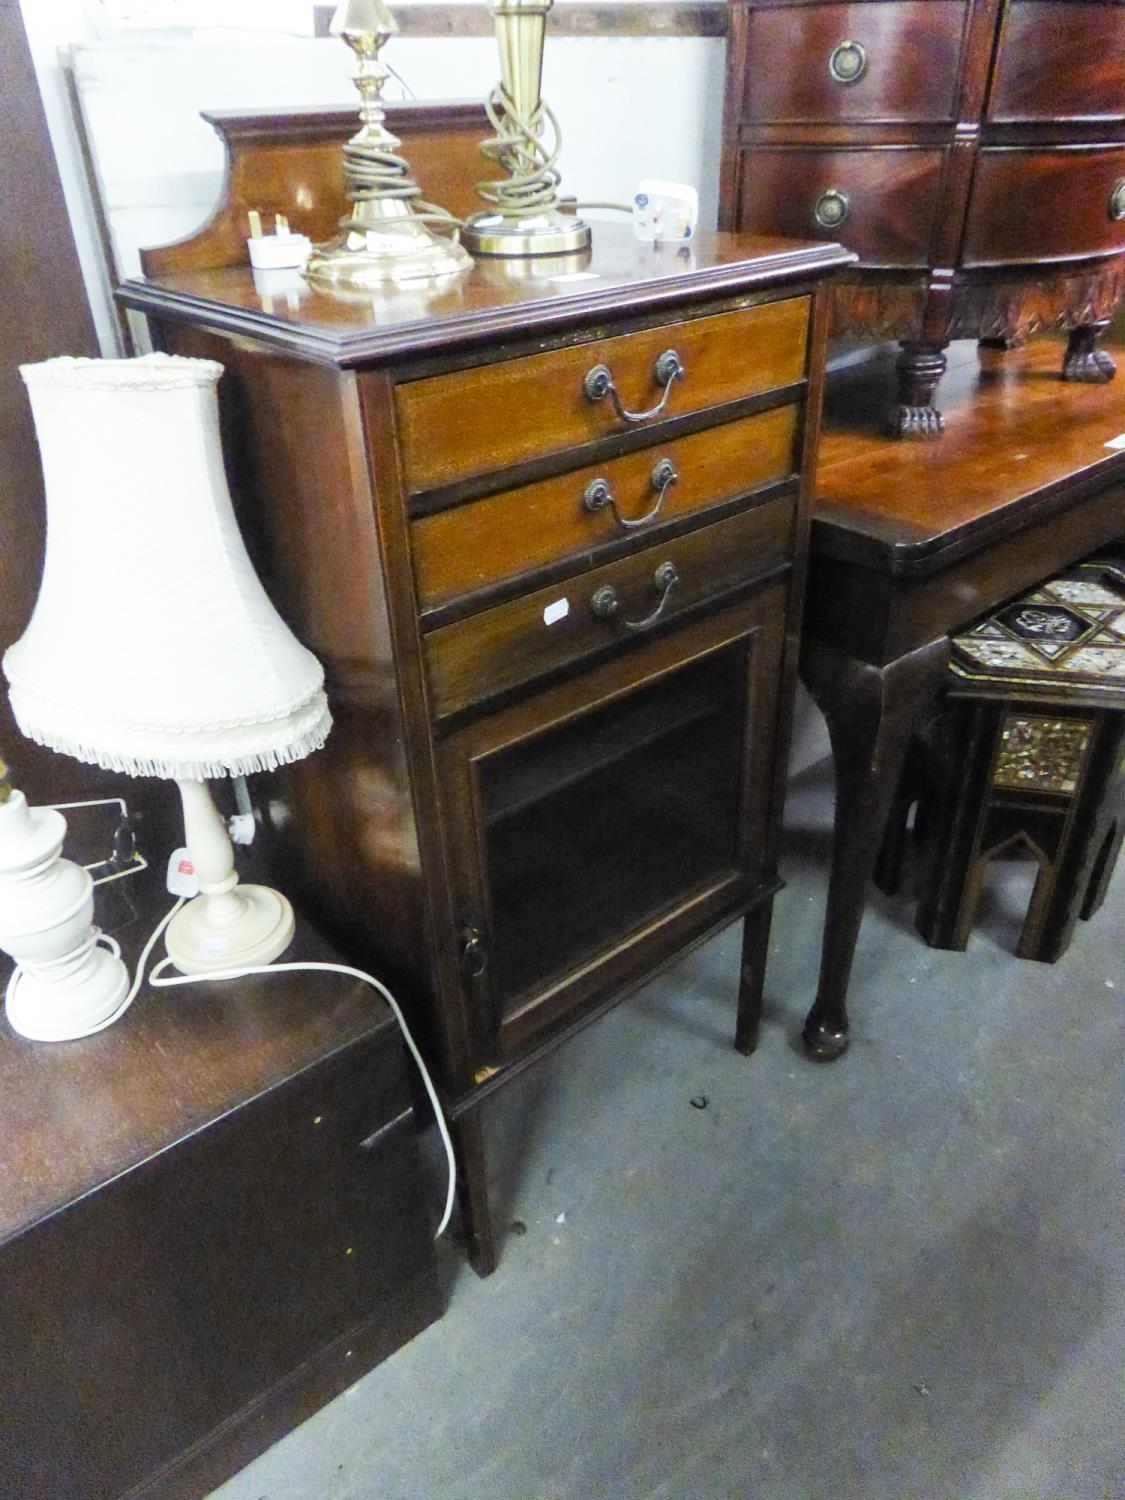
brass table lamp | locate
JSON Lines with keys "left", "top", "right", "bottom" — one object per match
{"left": 462, "top": 0, "right": 591, "bottom": 257}
{"left": 304, "top": 0, "right": 472, "bottom": 289}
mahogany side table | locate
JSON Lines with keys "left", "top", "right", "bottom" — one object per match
{"left": 800, "top": 336, "right": 1125, "bottom": 1058}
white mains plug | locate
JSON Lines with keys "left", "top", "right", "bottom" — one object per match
{"left": 632, "top": 180, "right": 699, "bottom": 245}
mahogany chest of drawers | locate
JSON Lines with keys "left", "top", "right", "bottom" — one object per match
{"left": 0, "top": 888, "right": 440, "bottom": 1499}
{"left": 120, "top": 222, "right": 851, "bottom": 1274}
{"left": 720, "top": 0, "right": 1125, "bottom": 435}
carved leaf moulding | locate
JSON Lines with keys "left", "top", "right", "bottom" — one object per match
{"left": 828, "top": 263, "right": 1125, "bottom": 344}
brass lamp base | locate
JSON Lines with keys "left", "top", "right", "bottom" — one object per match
{"left": 305, "top": 220, "right": 472, "bottom": 290}
{"left": 461, "top": 208, "right": 591, "bottom": 258}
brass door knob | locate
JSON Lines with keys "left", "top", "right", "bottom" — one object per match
{"left": 829, "top": 40, "right": 867, "bottom": 84}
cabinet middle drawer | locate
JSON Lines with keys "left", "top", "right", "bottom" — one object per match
{"left": 411, "top": 403, "right": 800, "bottom": 614}
{"left": 424, "top": 496, "right": 796, "bottom": 720}
{"left": 393, "top": 296, "right": 809, "bottom": 495}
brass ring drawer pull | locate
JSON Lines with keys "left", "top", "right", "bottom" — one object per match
{"left": 814, "top": 189, "right": 850, "bottom": 230}
{"left": 1110, "top": 180, "right": 1125, "bottom": 222}
{"left": 583, "top": 349, "right": 684, "bottom": 423}
{"left": 829, "top": 40, "right": 867, "bottom": 84}
{"left": 590, "top": 560, "right": 680, "bottom": 631}
{"left": 583, "top": 457, "right": 679, "bottom": 530}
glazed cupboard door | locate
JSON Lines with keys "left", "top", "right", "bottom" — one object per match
{"left": 436, "top": 589, "right": 787, "bottom": 1064}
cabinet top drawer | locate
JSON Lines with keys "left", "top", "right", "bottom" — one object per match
{"left": 393, "top": 296, "right": 810, "bottom": 497}
{"left": 423, "top": 496, "right": 796, "bottom": 721}
{"left": 987, "top": 2, "right": 1125, "bottom": 123}
{"left": 739, "top": 2, "right": 969, "bottom": 125}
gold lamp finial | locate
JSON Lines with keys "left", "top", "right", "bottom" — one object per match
{"left": 303, "top": 0, "right": 471, "bottom": 289}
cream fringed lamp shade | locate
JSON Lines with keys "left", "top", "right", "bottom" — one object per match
{"left": 4, "top": 354, "right": 331, "bottom": 982}
{"left": 5, "top": 354, "right": 330, "bottom": 779}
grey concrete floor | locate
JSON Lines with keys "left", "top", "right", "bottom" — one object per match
{"left": 212, "top": 759, "right": 1124, "bottom": 1500}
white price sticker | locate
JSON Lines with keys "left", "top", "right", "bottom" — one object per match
{"left": 543, "top": 597, "right": 570, "bottom": 626}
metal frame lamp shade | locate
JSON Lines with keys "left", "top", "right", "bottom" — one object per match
{"left": 3, "top": 354, "right": 331, "bottom": 1018}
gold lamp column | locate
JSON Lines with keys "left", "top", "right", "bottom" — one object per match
{"left": 461, "top": 0, "right": 591, "bottom": 257}
{"left": 304, "top": 0, "right": 472, "bottom": 289}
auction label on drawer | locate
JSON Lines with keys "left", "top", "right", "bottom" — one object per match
{"left": 543, "top": 597, "right": 570, "bottom": 626}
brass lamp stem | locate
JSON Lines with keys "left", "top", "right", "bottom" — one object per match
{"left": 461, "top": 0, "right": 591, "bottom": 257}
{"left": 303, "top": 0, "right": 472, "bottom": 289}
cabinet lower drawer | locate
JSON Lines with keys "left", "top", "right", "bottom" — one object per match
{"left": 739, "top": 1, "right": 968, "bottom": 124}
{"left": 735, "top": 148, "right": 946, "bottom": 269}
{"left": 411, "top": 403, "right": 801, "bottom": 613}
{"left": 987, "top": 1, "right": 1125, "bottom": 123}
{"left": 962, "top": 147, "right": 1125, "bottom": 268}
{"left": 424, "top": 496, "right": 795, "bottom": 719}
{"left": 393, "top": 297, "right": 809, "bottom": 495}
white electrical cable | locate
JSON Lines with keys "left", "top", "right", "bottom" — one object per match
{"left": 42, "top": 795, "right": 149, "bottom": 884}
{"left": 146, "top": 947, "right": 457, "bottom": 1241}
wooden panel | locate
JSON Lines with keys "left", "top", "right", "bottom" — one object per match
{"left": 962, "top": 146, "right": 1125, "bottom": 268}
{"left": 393, "top": 296, "right": 810, "bottom": 493}
{"left": 736, "top": 147, "right": 946, "bottom": 268}
{"left": 141, "top": 102, "right": 489, "bottom": 276}
{"left": 987, "top": 1, "right": 1125, "bottom": 122}
{"left": 410, "top": 403, "right": 801, "bottom": 610}
{"left": 0, "top": 2, "right": 103, "bottom": 802}
{"left": 424, "top": 498, "right": 794, "bottom": 718}
{"left": 741, "top": 2, "right": 969, "bottom": 123}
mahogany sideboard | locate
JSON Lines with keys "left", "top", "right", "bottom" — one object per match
{"left": 120, "top": 223, "right": 852, "bottom": 1273}
{"left": 800, "top": 334, "right": 1125, "bottom": 1059}
{"left": 720, "top": 0, "right": 1125, "bottom": 437}
{"left": 0, "top": 875, "right": 441, "bottom": 1500}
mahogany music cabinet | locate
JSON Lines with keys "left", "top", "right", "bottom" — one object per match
{"left": 119, "top": 111, "right": 851, "bottom": 1272}
{"left": 720, "top": 0, "right": 1125, "bottom": 436}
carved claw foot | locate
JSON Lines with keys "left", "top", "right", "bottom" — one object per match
{"left": 890, "top": 403, "right": 944, "bottom": 439}
{"left": 1063, "top": 323, "right": 1116, "bottom": 384}
{"left": 891, "top": 342, "right": 948, "bottom": 440}
{"left": 801, "top": 1008, "right": 850, "bottom": 1061}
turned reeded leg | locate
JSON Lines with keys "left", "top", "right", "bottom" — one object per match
{"left": 891, "top": 341, "right": 948, "bottom": 439}
{"left": 799, "top": 637, "right": 950, "bottom": 1060}
{"left": 1062, "top": 320, "right": 1117, "bottom": 383}
{"left": 450, "top": 1108, "right": 497, "bottom": 1277}
{"left": 735, "top": 898, "right": 774, "bottom": 1055}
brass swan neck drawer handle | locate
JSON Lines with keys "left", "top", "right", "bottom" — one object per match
{"left": 583, "top": 349, "right": 685, "bottom": 423}
{"left": 583, "top": 457, "right": 679, "bottom": 530}
{"left": 590, "top": 560, "right": 680, "bottom": 631}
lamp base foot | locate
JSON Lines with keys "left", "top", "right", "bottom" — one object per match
{"left": 166, "top": 884, "right": 295, "bottom": 975}
{"left": 460, "top": 209, "right": 592, "bottom": 258}
{"left": 6, "top": 945, "right": 130, "bottom": 1042}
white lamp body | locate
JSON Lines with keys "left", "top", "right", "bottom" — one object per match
{"left": 4, "top": 354, "right": 332, "bottom": 985}
{"left": 0, "top": 791, "right": 129, "bottom": 1041}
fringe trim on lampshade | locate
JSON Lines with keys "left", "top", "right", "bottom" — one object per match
{"left": 11, "top": 700, "right": 332, "bottom": 784}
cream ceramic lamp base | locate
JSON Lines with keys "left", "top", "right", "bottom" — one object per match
{"left": 166, "top": 779, "right": 294, "bottom": 975}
